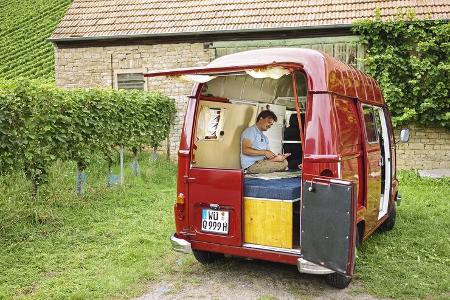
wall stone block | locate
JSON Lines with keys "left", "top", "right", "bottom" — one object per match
{"left": 395, "top": 123, "right": 449, "bottom": 170}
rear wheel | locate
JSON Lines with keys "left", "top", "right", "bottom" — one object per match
{"left": 379, "top": 202, "right": 396, "bottom": 232}
{"left": 325, "top": 272, "right": 352, "bottom": 289}
{"left": 192, "top": 249, "right": 223, "bottom": 264}
{"left": 325, "top": 227, "right": 360, "bottom": 289}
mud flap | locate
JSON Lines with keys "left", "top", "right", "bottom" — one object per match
{"left": 301, "top": 178, "right": 356, "bottom": 275}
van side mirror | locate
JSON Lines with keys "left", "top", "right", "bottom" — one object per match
{"left": 400, "top": 128, "right": 410, "bottom": 143}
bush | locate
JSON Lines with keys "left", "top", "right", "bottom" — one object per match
{"left": 0, "top": 78, "right": 176, "bottom": 193}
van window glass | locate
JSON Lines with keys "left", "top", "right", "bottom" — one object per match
{"left": 198, "top": 107, "right": 224, "bottom": 140}
{"left": 362, "top": 106, "right": 378, "bottom": 143}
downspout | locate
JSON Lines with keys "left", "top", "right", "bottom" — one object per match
{"left": 110, "top": 54, "right": 114, "bottom": 88}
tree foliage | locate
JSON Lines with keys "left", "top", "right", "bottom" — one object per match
{"left": 353, "top": 12, "right": 450, "bottom": 128}
{"left": 0, "top": 79, "right": 175, "bottom": 192}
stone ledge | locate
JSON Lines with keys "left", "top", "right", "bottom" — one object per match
{"left": 418, "top": 169, "right": 450, "bottom": 179}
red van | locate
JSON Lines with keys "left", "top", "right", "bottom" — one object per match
{"left": 145, "top": 48, "right": 403, "bottom": 288}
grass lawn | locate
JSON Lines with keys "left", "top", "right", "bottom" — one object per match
{"left": 357, "top": 172, "right": 450, "bottom": 299}
{"left": 0, "top": 157, "right": 449, "bottom": 299}
{"left": 0, "top": 154, "right": 177, "bottom": 299}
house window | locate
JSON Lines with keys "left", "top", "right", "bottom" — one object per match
{"left": 116, "top": 73, "right": 145, "bottom": 90}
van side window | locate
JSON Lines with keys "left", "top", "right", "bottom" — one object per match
{"left": 198, "top": 107, "right": 224, "bottom": 140}
{"left": 362, "top": 106, "right": 378, "bottom": 143}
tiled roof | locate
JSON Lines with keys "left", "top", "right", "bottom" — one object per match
{"left": 51, "top": 0, "right": 450, "bottom": 41}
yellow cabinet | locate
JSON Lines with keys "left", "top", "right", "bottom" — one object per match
{"left": 244, "top": 197, "right": 297, "bottom": 249}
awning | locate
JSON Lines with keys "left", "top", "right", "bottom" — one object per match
{"left": 144, "top": 63, "right": 302, "bottom": 82}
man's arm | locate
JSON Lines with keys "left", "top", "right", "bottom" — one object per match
{"left": 242, "top": 138, "right": 276, "bottom": 159}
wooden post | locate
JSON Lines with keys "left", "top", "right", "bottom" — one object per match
{"left": 120, "top": 146, "right": 124, "bottom": 185}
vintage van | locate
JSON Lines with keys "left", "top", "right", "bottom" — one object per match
{"left": 145, "top": 48, "right": 403, "bottom": 288}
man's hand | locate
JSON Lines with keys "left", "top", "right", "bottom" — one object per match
{"left": 242, "top": 138, "right": 276, "bottom": 158}
{"left": 269, "top": 154, "right": 287, "bottom": 162}
{"left": 264, "top": 150, "right": 276, "bottom": 159}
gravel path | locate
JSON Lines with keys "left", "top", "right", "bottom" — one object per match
{"left": 136, "top": 254, "right": 382, "bottom": 300}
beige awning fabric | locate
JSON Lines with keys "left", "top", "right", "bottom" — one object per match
{"left": 145, "top": 65, "right": 292, "bottom": 82}
{"left": 245, "top": 67, "right": 290, "bottom": 79}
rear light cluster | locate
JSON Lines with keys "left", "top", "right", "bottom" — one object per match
{"left": 177, "top": 193, "right": 185, "bottom": 205}
{"left": 175, "top": 193, "right": 185, "bottom": 220}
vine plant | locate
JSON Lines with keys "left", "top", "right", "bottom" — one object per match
{"left": 352, "top": 10, "right": 449, "bottom": 128}
{"left": 0, "top": 79, "right": 176, "bottom": 195}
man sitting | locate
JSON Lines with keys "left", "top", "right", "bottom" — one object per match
{"left": 240, "top": 110, "right": 289, "bottom": 174}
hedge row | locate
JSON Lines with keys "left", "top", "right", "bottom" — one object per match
{"left": 0, "top": 79, "right": 176, "bottom": 192}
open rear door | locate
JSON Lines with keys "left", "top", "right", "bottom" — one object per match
{"left": 301, "top": 178, "right": 357, "bottom": 275}
{"left": 188, "top": 168, "right": 243, "bottom": 246}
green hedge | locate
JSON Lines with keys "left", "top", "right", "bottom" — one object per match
{"left": 353, "top": 12, "right": 450, "bottom": 128}
{"left": 0, "top": 79, "right": 176, "bottom": 192}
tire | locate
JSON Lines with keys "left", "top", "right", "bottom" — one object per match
{"left": 325, "top": 227, "right": 360, "bottom": 289}
{"left": 379, "top": 202, "right": 397, "bottom": 232}
{"left": 326, "top": 272, "right": 352, "bottom": 289}
{"left": 192, "top": 249, "right": 223, "bottom": 264}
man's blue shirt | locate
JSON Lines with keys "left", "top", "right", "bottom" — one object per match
{"left": 240, "top": 125, "right": 269, "bottom": 169}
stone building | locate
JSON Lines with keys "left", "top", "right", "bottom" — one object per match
{"left": 50, "top": 0, "right": 450, "bottom": 170}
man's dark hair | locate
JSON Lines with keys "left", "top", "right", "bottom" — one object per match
{"left": 256, "top": 110, "right": 277, "bottom": 122}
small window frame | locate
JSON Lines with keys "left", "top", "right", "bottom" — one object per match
{"left": 114, "top": 69, "right": 148, "bottom": 91}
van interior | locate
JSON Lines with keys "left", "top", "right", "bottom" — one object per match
{"left": 192, "top": 70, "right": 306, "bottom": 252}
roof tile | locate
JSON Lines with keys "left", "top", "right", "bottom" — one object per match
{"left": 51, "top": 0, "right": 450, "bottom": 40}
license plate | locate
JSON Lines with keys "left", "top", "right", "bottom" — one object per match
{"left": 201, "top": 209, "right": 229, "bottom": 234}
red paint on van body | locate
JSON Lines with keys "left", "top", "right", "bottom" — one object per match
{"left": 147, "top": 48, "right": 398, "bottom": 270}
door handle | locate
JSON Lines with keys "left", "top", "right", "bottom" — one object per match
{"left": 184, "top": 175, "right": 196, "bottom": 183}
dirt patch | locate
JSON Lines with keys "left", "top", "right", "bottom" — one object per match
{"left": 137, "top": 254, "right": 382, "bottom": 300}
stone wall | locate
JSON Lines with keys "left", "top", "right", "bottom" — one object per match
{"left": 54, "top": 43, "right": 449, "bottom": 170}
{"left": 395, "top": 124, "right": 450, "bottom": 170}
{"left": 55, "top": 43, "right": 214, "bottom": 156}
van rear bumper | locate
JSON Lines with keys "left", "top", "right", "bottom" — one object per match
{"left": 172, "top": 235, "right": 334, "bottom": 274}
{"left": 297, "top": 257, "right": 334, "bottom": 275}
{"left": 170, "top": 234, "right": 192, "bottom": 253}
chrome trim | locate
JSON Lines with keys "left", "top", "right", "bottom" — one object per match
{"left": 297, "top": 258, "right": 335, "bottom": 275}
{"left": 329, "top": 178, "right": 351, "bottom": 185}
{"left": 170, "top": 234, "right": 192, "bottom": 253}
{"left": 243, "top": 243, "right": 301, "bottom": 255}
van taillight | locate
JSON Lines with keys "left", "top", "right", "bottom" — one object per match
{"left": 177, "top": 193, "right": 185, "bottom": 205}
{"left": 175, "top": 193, "right": 185, "bottom": 220}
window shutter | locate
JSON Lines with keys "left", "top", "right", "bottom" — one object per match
{"left": 117, "top": 73, "right": 145, "bottom": 90}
